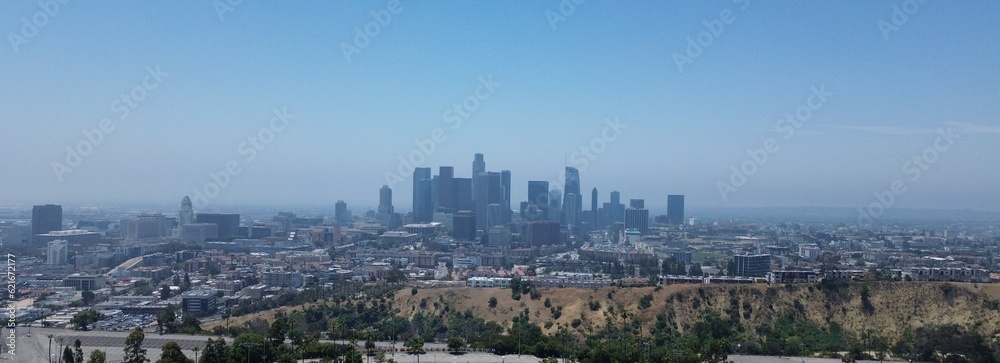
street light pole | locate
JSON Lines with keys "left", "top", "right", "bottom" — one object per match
{"left": 242, "top": 342, "right": 259, "bottom": 363}
{"left": 48, "top": 335, "right": 53, "bottom": 363}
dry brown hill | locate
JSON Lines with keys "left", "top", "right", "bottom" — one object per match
{"left": 394, "top": 282, "right": 1000, "bottom": 340}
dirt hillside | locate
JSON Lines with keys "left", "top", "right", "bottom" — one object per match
{"left": 394, "top": 282, "right": 1000, "bottom": 339}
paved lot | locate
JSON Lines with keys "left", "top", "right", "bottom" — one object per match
{"left": 10, "top": 328, "right": 540, "bottom": 363}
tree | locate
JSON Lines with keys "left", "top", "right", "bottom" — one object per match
{"left": 405, "top": 337, "right": 425, "bottom": 362}
{"left": 204, "top": 261, "right": 221, "bottom": 276}
{"left": 161, "top": 285, "right": 171, "bottom": 299}
{"left": 74, "top": 339, "right": 85, "bottom": 363}
{"left": 344, "top": 349, "right": 363, "bottom": 363}
{"left": 124, "top": 328, "right": 150, "bottom": 363}
{"left": 447, "top": 336, "right": 465, "bottom": 353}
{"left": 81, "top": 290, "right": 96, "bottom": 305}
{"left": 199, "top": 338, "right": 227, "bottom": 363}
{"left": 268, "top": 316, "right": 290, "bottom": 346}
{"left": 157, "top": 305, "right": 178, "bottom": 334}
{"left": 63, "top": 346, "right": 74, "bottom": 363}
{"left": 365, "top": 334, "right": 376, "bottom": 356}
{"left": 688, "top": 262, "right": 703, "bottom": 276}
{"left": 156, "top": 341, "right": 193, "bottom": 363}
{"left": 704, "top": 339, "right": 729, "bottom": 363}
{"left": 385, "top": 267, "right": 407, "bottom": 283}
{"left": 87, "top": 349, "right": 107, "bottom": 363}
{"left": 818, "top": 252, "right": 841, "bottom": 274}
{"left": 179, "top": 315, "right": 202, "bottom": 334}
{"left": 488, "top": 297, "right": 498, "bottom": 309}
{"left": 71, "top": 309, "right": 101, "bottom": 331}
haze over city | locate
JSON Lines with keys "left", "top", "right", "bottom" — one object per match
{"left": 2, "top": 1, "right": 999, "bottom": 213}
{"left": 6, "top": 3, "right": 1000, "bottom": 363}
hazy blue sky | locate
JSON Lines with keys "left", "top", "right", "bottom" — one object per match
{"left": 2, "top": 1, "right": 998, "bottom": 214}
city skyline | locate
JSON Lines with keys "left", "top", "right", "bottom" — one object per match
{"left": 2, "top": 2, "right": 1000, "bottom": 212}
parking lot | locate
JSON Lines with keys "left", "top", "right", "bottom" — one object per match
{"left": 94, "top": 313, "right": 156, "bottom": 331}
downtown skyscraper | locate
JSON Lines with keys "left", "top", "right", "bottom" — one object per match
{"left": 472, "top": 153, "right": 485, "bottom": 197}
{"left": 668, "top": 195, "right": 685, "bottom": 225}
{"left": 412, "top": 167, "right": 433, "bottom": 222}
{"left": 377, "top": 185, "right": 395, "bottom": 227}
{"left": 524, "top": 180, "right": 549, "bottom": 221}
{"left": 178, "top": 196, "right": 195, "bottom": 226}
{"left": 474, "top": 167, "right": 511, "bottom": 231}
{"left": 563, "top": 167, "right": 582, "bottom": 226}
{"left": 31, "top": 204, "right": 62, "bottom": 236}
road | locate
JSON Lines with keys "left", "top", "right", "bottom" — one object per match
{"left": 9, "top": 328, "right": 542, "bottom": 363}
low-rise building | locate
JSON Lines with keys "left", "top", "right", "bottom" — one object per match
{"left": 181, "top": 290, "right": 217, "bottom": 317}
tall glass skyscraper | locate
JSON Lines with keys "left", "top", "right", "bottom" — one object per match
{"left": 563, "top": 167, "right": 582, "bottom": 226}
{"left": 668, "top": 195, "right": 685, "bottom": 225}
{"left": 31, "top": 204, "right": 62, "bottom": 236}
{"left": 438, "top": 166, "right": 455, "bottom": 212}
{"left": 472, "top": 153, "right": 485, "bottom": 199}
{"left": 526, "top": 181, "right": 549, "bottom": 221}
{"left": 412, "top": 167, "right": 432, "bottom": 222}
{"left": 475, "top": 170, "right": 510, "bottom": 230}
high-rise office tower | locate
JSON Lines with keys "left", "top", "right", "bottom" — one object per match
{"left": 667, "top": 195, "right": 685, "bottom": 225}
{"left": 624, "top": 207, "right": 649, "bottom": 235}
{"left": 413, "top": 168, "right": 432, "bottom": 222}
{"left": 128, "top": 214, "right": 170, "bottom": 240}
{"left": 453, "top": 210, "right": 477, "bottom": 241}
{"left": 474, "top": 172, "right": 487, "bottom": 230}
{"left": 526, "top": 221, "right": 561, "bottom": 247}
{"left": 438, "top": 166, "right": 455, "bottom": 212}
{"left": 195, "top": 213, "right": 240, "bottom": 239}
{"left": 563, "top": 167, "right": 582, "bottom": 225}
{"left": 379, "top": 185, "right": 393, "bottom": 214}
{"left": 179, "top": 196, "right": 195, "bottom": 226}
{"left": 487, "top": 203, "right": 503, "bottom": 228}
{"left": 630, "top": 199, "right": 644, "bottom": 209}
{"left": 564, "top": 193, "right": 578, "bottom": 226}
{"left": 548, "top": 189, "right": 562, "bottom": 223}
{"left": 430, "top": 175, "right": 439, "bottom": 209}
{"left": 377, "top": 185, "right": 395, "bottom": 228}
{"left": 335, "top": 200, "right": 349, "bottom": 225}
{"left": 454, "top": 178, "right": 474, "bottom": 211}
{"left": 527, "top": 181, "right": 549, "bottom": 221}
{"left": 475, "top": 171, "right": 510, "bottom": 230}
{"left": 32, "top": 204, "right": 62, "bottom": 236}
{"left": 501, "top": 170, "right": 511, "bottom": 223}
{"left": 591, "top": 188, "right": 598, "bottom": 226}
{"left": 605, "top": 191, "right": 624, "bottom": 224}
{"left": 47, "top": 239, "right": 67, "bottom": 265}
{"left": 472, "top": 153, "right": 485, "bottom": 199}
